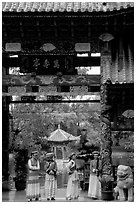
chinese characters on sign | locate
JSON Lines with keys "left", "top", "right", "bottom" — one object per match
{"left": 43, "top": 59, "right": 50, "bottom": 69}
{"left": 20, "top": 55, "right": 65, "bottom": 74}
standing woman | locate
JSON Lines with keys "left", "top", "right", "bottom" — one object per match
{"left": 66, "top": 153, "right": 79, "bottom": 200}
{"left": 88, "top": 151, "right": 101, "bottom": 199}
{"left": 44, "top": 153, "right": 57, "bottom": 201}
{"left": 26, "top": 151, "right": 41, "bottom": 202}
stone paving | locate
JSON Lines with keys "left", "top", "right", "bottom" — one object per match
{"left": 2, "top": 187, "right": 104, "bottom": 202}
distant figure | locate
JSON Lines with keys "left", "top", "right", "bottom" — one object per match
{"left": 76, "top": 122, "right": 91, "bottom": 154}
{"left": 66, "top": 153, "right": 79, "bottom": 200}
{"left": 88, "top": 151, "right": 101, "bottom": 199}
{"left": 26, "top": 151, "right": 41, "bottom": 202}
{"left": 44, "top": 153, "right": 57, "bottom": 201}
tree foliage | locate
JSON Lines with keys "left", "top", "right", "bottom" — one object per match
{"left": 9, "top": 100, "right": 101, "bottom": 154}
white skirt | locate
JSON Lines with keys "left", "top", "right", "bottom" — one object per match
{"left": 66, "top": 171, "right": 79, "bottom": 199}
{"left": 44, "top": 174, "right": 57, "bottom": 199}
{"left": 88, "top": 174, "right": 101, "bottom": 199}
{"left": 26, "top": 174, "right": 40, "bottom": 200}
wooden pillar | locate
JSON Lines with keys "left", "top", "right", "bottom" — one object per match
{"left": 2, "top": 96, "right": 10, "bottom": 190}
{"left": 100, "top": 82, "right": 112, "bottom": 159}
{"left": 100, "top": 49, "right": 113, "bottom": 178}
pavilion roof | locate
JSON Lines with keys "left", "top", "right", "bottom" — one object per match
{"left": 2, "top": 2, "right": 134, "bottom": 13}
{"left": 47, "top": 125, "right": 80, "bottom": 142}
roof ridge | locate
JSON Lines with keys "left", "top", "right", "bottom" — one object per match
{"left": 49, "top": 129, "right": 58, "bottom": 139}
{"left": 2, "top": 2, "right": 134, "bottom": 12}
{"left": 59, "top": 128, "right": 70, "bottom": 139}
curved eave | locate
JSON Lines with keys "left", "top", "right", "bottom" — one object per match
{"left": 47, "top": 139, "right": 75, "bottom": 142}
{"left": 46, "top": 140, "right": 72, "bottom": 144}
{"left": 2, "top": 2, "right": 134, "bottom": 13}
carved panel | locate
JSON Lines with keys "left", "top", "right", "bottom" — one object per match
{"left": 70, "top": 86, "right": 88, "bottom": 93}
{"left": 3, "top": 75, "right": 100, "bottom": 86}
{"left": 8, "top": 86, "right": 26, "bottom": 94}
{"left": 4, "top": 86, "right": 100, "bottom": 96}
{"left": 39, "top": 85, "right": 57, "bottom": 93}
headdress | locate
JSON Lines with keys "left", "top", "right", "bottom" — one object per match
{"left": 92, "top": 151, "right": 99, "bottom": 156}
{"left": 46, "top": 152, "right": 55, "bottom": 159}
{"left": 31, "top": 151, "right": 38, "bottom": 156}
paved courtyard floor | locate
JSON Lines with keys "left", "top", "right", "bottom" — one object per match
{"left": 2, "top": 187, "right": 104, "bottom": 202}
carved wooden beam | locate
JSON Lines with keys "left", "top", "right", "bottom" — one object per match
{"left": 2, "top": 75, "right": 100, "bottom": 86}
{"left": 3, "top": 84, "right": 100, "bottom": 96}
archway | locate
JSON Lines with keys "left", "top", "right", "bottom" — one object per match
{"left": 2, "top": 3, "right": 134, "bottom": 193}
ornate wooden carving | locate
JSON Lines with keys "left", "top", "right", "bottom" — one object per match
{"left": 2, "top": 75, "right": 100, "bottom": 86}
{"left": 8, "top": 86, "right": 26, "bottom": 94}
{"left": 39, "top": 85, "right": 57, "bottom": 93}
{"left": 100, "top": 49, "right": 113, "bottom": 178}
{"left": 100, "top": 81, "right": 112, "bottom": 155}
{"left": 100, "top": 82, "right": 113, "bottom": 187}
{"left": 3, "top": 40, "right": 100, "bottom": 55}
{"left": 4, "top": 86, "right": 100, "bottom": 97}
{"left": 70, "top": 86, "right": 88, "bottom": 93}
{"left": 19, "top": 41, "right": 75, "bottom": 55}
{"left": 2, "top": 74, "right": 101, "bottom": 97}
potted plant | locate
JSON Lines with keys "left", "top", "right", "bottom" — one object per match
{"left": 14, "top": 148, "right": 28, "bottom": 191}
{"left": 100, "top": 174, "right": 114, "bottom": 200}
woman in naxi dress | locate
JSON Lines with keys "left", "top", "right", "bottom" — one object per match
{"left": 44, "top": 153, "right": 57, "bottom": 201}
{"left": 66, "top": 153, "right": 79, "bottom": 200}
{"left": 26, "top": 151, "right": 41, "bottom": 202}
{"left": 88, "top": 151, "right": 101, "bottom": 199}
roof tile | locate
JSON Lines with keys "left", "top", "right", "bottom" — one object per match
{"left": 2, "top": 2, "right": 134, "bottom": 12}
{"left": 48, "top": 127, "right": 79, "bottom": 142}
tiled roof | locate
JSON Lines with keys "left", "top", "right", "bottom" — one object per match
{"left": 2, "top": 2, "right": 134, "bottom": 12}
{"left": 48, "top": 126, "right": 79, "bottom": 142}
